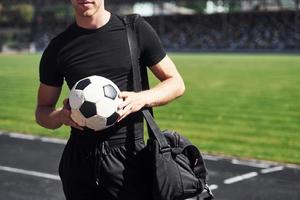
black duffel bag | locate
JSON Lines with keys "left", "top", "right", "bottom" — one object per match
{"left": 123, "top": 14, "right": 214, "bottom": 200}
{"left": 142, "top": 110, "right": 214, "bottom": 200}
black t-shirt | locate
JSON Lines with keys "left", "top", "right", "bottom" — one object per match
{"left": 39, "top": 14, "right": 166, "bottom": 139}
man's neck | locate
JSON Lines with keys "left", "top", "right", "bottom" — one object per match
{"left": 75, "top": 10, "right": 111, "bottom": 29}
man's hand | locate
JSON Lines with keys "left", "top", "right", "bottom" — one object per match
{"left": 117, "top": 91, "right": 148, "bottom": 122}
{"left": 116, "top": 55, "right": 185, "bottom": 123}
{"left": 59, "top": 99, "right": 84, "bottom": 130}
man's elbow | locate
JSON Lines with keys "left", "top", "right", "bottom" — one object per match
{"left": 35, "top": 109, "right": 42, "bottom": 126}
{"left": 35, "top": 108, "right": 58, "bottom": 130}
{"left": 35, "top": 117, "right": 57, "bottom": 130}
{"left": 176, "top": 78, "right": 185, "bottom": 98}
{"left": 35, "top": 116, "right": 46, "bottom": 129}
{"left": 35, "top": 110, "right": 47, "bottom": 129}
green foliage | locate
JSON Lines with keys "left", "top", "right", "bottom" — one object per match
{"left": 0, "top": 3, "right": 73, "bottom": 25}
{"left": 184, "top": 1, "right": 207, "bottom": 13}
{"left": 228, "top": 2, "right": 242, "bottom": 12}
{"left": 15, "top": 3, "right": 34, "bottom": 23}
{"left": 0, "top": 3, "right": 34, "bottom": 24}
{"left": 0, "top": 53, "right": 299, "bottom": 164}
{"left": 53, "top": 4, "right": 74, "bottom": 21}
{"left": 40, "top": 4, "right": 74, "bottom": 22}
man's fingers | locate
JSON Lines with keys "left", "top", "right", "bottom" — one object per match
{"left": 118, "top": 91, "right": 131, "bottom": 98}
{"left": 61, "top": 108, "right": 83, "bottom": 130}
{"left": 117, "top": 104, "right": 133, "bottom": 122}
{"left": 62, "top": 108, "right": 71, "bottom": 116}
{"left": 70, "top": 122, "right": 84, "bottom": 131}
{"left": 63, "top": 98, "right": 69, "bottom": 106}
{"left": 118, "top": 100, "right": 131, "bottom": 109}
{"left": 63, "top": 98, "right": 68, "bottom": 104}
{"left": 66, "top": 117, "right": 84, "bottom": 130}
{"left": 117, "top": 113, "right": 128, "bottom": 122}
{"left": 63, "top": 98, "right": 71, "bottom": 110}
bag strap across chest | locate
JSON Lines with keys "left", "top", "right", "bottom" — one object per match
{"left": 122, "top": 14, "right": 171, "bottom": 152}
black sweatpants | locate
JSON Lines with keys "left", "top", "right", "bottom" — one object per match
{"left": 58, "top": 132, "right": 152, "bottom": 200}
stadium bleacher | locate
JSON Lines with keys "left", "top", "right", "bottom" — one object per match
{"left": 147, "top": 11, "right": 300, "bottom": 51}
{"left": 0, "top": 0, "right": 299, "bottom": 52}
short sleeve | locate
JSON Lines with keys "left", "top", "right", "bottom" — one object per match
{"left": 136, "top": 17, "right": 166, "bottom": 67}
{"left": 39, "top": 40, "right": 64, "bottom": 87}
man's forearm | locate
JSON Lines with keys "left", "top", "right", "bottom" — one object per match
{"left": 142, "top": 76, "right": 185, "bottom": 107}
{"left": 35, "top": 106, "right": 63, "bottom": 129}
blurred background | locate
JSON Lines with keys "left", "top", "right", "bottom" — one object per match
{"left": 0, "top": 1, "right": 299, "bottom": 199}
{"left": 0, "top": 0, "right": 300, "bottom": 52}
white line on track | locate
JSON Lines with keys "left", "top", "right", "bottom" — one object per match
{"left": 0, "top": 131, "right": 67, "bottom": 144}
{"left": 261, "top": 166, "right": 284, "bottom": 174}
{"left": 203, "top": 155, "right": 220, "bottom": 161}
{"left": 40, "top": 137, "right": 67, "bottom": 144}
{"left": 231, "top": 159, "right": 270, "bottom": 168}
{"left": 9, "top": 132, "right": 36, "bottom": 140}
{"left": 224, "top": 172, "right": 258, "bottom": 184}
{"left": 0, "top": 165, "right": 60, "bottom": 180}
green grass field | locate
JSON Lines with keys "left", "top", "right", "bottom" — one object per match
{"left": 0, "top": 53, "right": 299, "bottom": 164}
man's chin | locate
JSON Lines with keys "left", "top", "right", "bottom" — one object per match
{"left": 75, "top": 7, "right": 95, "bottom": 17}
{"left": 77, "top": 10, "right": 92, "bottom": 17}
{"left": 82, "top": 12, "right": 92, "bottom": 17}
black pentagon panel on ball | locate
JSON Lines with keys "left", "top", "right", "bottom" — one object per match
{"left": 106, "top": 112, "right": 119, "bottom": 126}
{"left": 103, "top": 84, "right": 117, "bottom": 100}
{"left": 75, "top": 78, "right": 91, "bottom": 90}
{"left": 79, "top": 101, "right": 97, "bottom": 118}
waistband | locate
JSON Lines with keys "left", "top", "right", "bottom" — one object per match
{"left": 69, "top": 112, "right": 145, "bottom": 147}
{"left": 69, "top": 130, "right": 144, "bottom": 148}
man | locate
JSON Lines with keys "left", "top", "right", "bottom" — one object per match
{"left": 35, "top": 0, "right": 185, "bottom": 199}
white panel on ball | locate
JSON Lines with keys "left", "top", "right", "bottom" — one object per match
{"left": 83, "top": 82, "right": 104, "bottom": 103}
{"left": 88, "top": 75, "right": 105, "bottom": 83}
{"left": 96, "top": 98, "right": 118, "bottom": 118}
{"left": 69, "top": 90, "right": 85, "bottom": 110}
{"left": 86, "top": 115, "right": 107, "bottom": 131}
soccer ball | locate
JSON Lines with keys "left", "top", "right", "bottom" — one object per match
{"left": 68, "top": 75, "right": 122, "bottom": 131}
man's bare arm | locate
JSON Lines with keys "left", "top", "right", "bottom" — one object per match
{"left": 118, "top": 55, "right": 185, "bottom": 121}
{"left": 144, "top": 54, "right": 185, "bottom": 106}
{"left": 35, "top": 83, "right": 82, "bottom": 130}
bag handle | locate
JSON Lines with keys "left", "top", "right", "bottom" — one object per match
{"left": 123, "top": 15, "right": 170, "bottom": 152}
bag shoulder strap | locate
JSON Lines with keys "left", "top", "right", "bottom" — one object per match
{"left": 121, "top": 14, "right": 142, "bottom": 92}
{"left": 122, "top": 14, "right": 170, "bottom": 152}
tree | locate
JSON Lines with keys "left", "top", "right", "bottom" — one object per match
{"left": 15, "top": 3, "right": 34, "bottom": 24}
